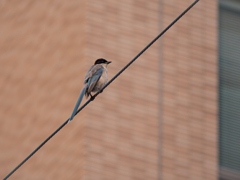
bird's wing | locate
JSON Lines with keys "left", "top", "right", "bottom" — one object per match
{"left": 84, "top": 64, "right": 102, "bottom": 84}
{"left": 86, "top": 66, "right": 103, "bottom": 94}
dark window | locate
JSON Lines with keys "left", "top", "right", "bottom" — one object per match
{"left": 219, "top": 0, "right": 240, "bottom": 179}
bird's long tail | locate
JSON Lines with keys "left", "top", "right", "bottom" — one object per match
{"left": 68, "top": 85, "right": 87, "bottom": 122}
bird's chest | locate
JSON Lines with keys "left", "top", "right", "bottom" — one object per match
{"left": 92, "top": 68, "right": 107, "bottom": 92}
{"left": 98, "top": 69, "right": 108, "bottom": 86}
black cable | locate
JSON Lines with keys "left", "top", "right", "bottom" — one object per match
{"left": 3, "top": 0, "right": 199, "bottom": 179}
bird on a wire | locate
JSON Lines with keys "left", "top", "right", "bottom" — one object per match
{"left": 68, "top": 58, "right": 112, "bottom": 123}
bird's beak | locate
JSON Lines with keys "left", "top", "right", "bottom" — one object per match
{"left": 107, "top": 61, "right": 112, "bottom": 64}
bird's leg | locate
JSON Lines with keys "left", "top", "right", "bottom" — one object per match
{"left": 99, "top": 88, "right": 103, "bottom": 94}
{"left": 90, "top": 93, "right": 95, "bottom": 101}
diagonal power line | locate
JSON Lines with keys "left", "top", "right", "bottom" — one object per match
{"left": 3, "top": 0, "right": 199, "bottom": 179}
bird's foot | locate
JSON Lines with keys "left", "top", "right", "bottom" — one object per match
{"left": 90, "top": 93, "right": 95, "bottom": 101}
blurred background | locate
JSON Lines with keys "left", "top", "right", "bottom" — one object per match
{"left": 0, "top": 0, "right": 238, "bottom": 179}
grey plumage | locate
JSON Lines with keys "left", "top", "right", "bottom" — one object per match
{"left": 69, "top": 86, "right": 87, "bottom": 121}
{"left": 68, "top": 58, "right": 111, "bottom": 122}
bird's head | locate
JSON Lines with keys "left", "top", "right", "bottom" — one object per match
{"left": 94, "top": 58, "right": 111, "bottom": 67}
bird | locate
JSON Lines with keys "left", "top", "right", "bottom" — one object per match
{"left": 68, "top": 58, "right": 111, "bottom": 123}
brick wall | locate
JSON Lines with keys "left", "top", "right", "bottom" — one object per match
{"left": 0, "top": 0, "right": 218, "bottom": 180}
{"left": 161, "top": 0, "right": 218, "bottom": 179}
{"left": 0, "top": 1, "right": 86, "bottom": 179}
{"left": 84, "top": 0, "right": 160, "bottom": 179}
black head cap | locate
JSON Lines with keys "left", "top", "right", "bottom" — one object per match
{"left": 94, "top": 58, "right": 111, "bottom": 65}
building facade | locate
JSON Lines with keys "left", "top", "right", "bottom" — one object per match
{"left": 0, "top": 0, "right": 221, "bottom": 180}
